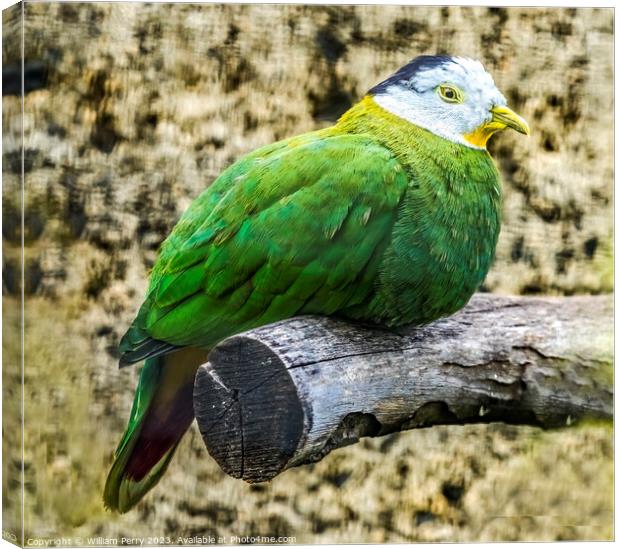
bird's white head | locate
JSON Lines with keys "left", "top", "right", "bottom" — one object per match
{"left": 369, "top": 55, "right": 530, "bottom": 149}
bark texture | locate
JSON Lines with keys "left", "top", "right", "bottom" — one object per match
{"left": 194, "top": 294, "right": 612, "bottom": 482}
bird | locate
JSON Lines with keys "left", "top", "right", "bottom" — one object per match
{"left": 104, "top": 54, "right": 529, "bottom": 512}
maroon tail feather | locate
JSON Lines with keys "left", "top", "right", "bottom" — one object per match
{"left": 124, "top": 379, "right": 195, "bottom": 481}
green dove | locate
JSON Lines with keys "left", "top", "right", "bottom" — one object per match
{"left": 104, "top": 55, "right": 529, "bottom": 512}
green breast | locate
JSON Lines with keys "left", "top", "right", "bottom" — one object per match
{"left": 368, "top": 145, "right": 501, "bottom": 326}
{"left": 337, "top": 97, "right": 502, "bottom": 326}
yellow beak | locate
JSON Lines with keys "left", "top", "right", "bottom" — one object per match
{"left": 490, "top": 105, "right": 530, "bottom": 136}
{"left": 464, "top": 105, "right": 530, "bottom": 148}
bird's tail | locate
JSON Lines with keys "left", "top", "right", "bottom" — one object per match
{"left": 104, "top": 347, "right": 207, "bottom": 513}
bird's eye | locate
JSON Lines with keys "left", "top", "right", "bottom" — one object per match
{"left": 438, "top": 84, "right": 464, "bottom": 104}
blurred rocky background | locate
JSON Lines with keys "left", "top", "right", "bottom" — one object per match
{"left": 2, "top": 2, "right": 613, "bottom": 543}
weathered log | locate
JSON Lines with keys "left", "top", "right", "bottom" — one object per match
{"left": 193, "top": 294, "right": 613, "bottom": 483}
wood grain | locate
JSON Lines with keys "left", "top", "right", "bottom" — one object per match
{"left": 193, "top": 293, "right": 613, "bottom": 482}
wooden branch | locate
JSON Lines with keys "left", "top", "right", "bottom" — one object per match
{"left": 193, "top": 294, "right": 613, "bottom": 483}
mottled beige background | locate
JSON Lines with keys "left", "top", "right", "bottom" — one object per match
{"left": 2, "top": 2, "right": 613, "bottom": 544}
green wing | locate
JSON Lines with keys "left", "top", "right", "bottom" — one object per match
{"left": 120, "top": 130, "right": 409, "bottom": 356}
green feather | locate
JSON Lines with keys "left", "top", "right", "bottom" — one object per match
{"left": 337, "top": 96, "right": 501, "bottom": 325}
{"left": 134, "top": 132, "right": 409, "bottom": 349}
